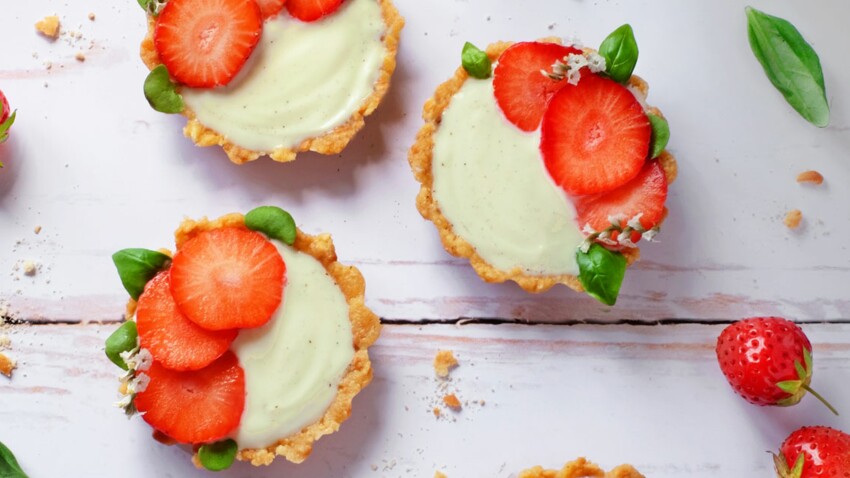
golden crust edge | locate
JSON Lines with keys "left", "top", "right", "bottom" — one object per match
{"left": 407, "top": 39, "right": 679, "bottom": 294}
{"left": 140, "top": 0, "right": 405, "bottom": 164}
{"left": 517, "top": 458, "right": 645, "bottom": 478}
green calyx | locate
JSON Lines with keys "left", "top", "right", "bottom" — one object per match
{"left": 245, "top": 206, "right": 297, "bottom": 245}
{"left": 775, "top": 347, "right": 838, "bottom": 415}
{"left": 105, "top": 321, "right": 139, "bottom": 370}
{"left": 745, "top": 6, "right": 829, "bottom": 127}
{"left": 0, "top": 441, "right": 29, "bottom": 478}
{"left": 461, "top": 42, "right": 492, "bottom": 79}
{"left": 647, "top": 113, "right": 670, "bottom": 159}
{"left": 198, "top": 439, "right": 238, "bottom": 471}
{"left": 144, "top": 65, "right": 184, "bottom": 114}
{"left": 598, "top": 24, "right": 639, "bottom": 83}
{"left": 112, "top": 248, "right": 171, "bottom": 300}
{"left": 773, "top": 452, "right": 804, "bottom": 478}
{"left": 576, "top": 243, "right": 627, "bottom": 306}
{"left": 1, "top": 110, "right": 16, "bottom": 144}
{"left": 138, "top": 0, "right": 167, "bottom": 16}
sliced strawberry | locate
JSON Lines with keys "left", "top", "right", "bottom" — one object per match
{"left": 154, "top": 0, "right": 263, "bottom": 88}
{"left": 0, "top": 91, "right": 9, "bottom": 124}
{"left": 255, "top": 0, "right": 287, "bottom": 19}
{"left": 136, "top": 271, "right": 238, "bottom": 371}
{"left": 541, "top": 73, "right": 651, "bottom": 195}
{"left": 574, "top": 160, "right": 668, "bottom": 238}
{"left": 170, "top": 228, "right": 285, "bottom": 331}
{"left": 493, "top": 42, "right": 581, "bottom": 132}
{"left": 135, "top": 352, "right": 245, "bottom": 444}
{"left": 285, "top": 0, "right": 343, "bottom": 22}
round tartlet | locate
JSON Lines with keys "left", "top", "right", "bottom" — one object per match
{"left": 140, "top": 0, "right": 404, "bottom": 164}
{"left": 518, "top": 458, "right": 644, "bottom": 478}
{"left": 112, "top": 211, "right": 380, "bottom": 468}
{"left": 409, "top": 38, "right": 678, "bottom": 295}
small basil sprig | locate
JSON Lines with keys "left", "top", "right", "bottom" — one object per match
{"left": 245, "top": 206, "right": 297, "bottom": 245}
{"left": 647, "top": 113, "right": 670, "bottom": 158}
{"left": 0, "top": 441, "right": 29, "bottom": 478}
{"left": 461, "top": 42, "right": 492, "bottom": 79}
{"left": 138, "top": 0, "right": 167, "bottom": 16}
{"left": 105, "top": 321, "right": 139, "bottom": 370}
{"left": 112, "top": 248, "right": 171, "bottom": 300}
{"left": 598, "top": 24, "right": 638, "bottom": 83}
{"left": 0, "top": 110, "right": 14, "bottom": 168}
{"left": 199, "top": 439, "right": 238, "bottom": 471}
{"left": 144, "top": 65, "right": 184, "bottom": 114}
{"left": 577, "top": 243, "right": 627, "bottom": 306}
{"left": 745, "top": 7, "right": 829, "bottom": 127}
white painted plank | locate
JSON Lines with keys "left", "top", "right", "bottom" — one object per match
{"left": 1, "top": 323, "right": 849, "bottom": 476}
{"left": 1, "top": 0, "right": 850, "bottom": 321}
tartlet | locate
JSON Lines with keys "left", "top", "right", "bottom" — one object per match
{"left": 139, "top": 0, "right": 404, "bottom": 164}
{"left": 105, "top": 207, "right": 380, "bottom": 469}
{"left": 519, "top": 458, "right": 644, "bottom": 478}
{"left": 409, "top": 31, "right": 677, "bottom": 305}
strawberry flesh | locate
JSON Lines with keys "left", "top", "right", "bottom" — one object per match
{"left": 493, "top": 42, "right": 581, "bottom": 132}
{"left": 541, "top": 73, "right": 650, "bottom": 196}
{"left": 135, "top": 352, "right": 245, "bottom": 444}
{"left": 136, "top": 271, "right": 238, "bottom": 371}
{"left": 255, "top": 0, "right": 287, "bottom": 19}
{"left": 286, "top": 0, "right": 344, "bottom": 22}
{"left": 170, "top": 228, "right": 285, "bottom": 331}
{"left": 778, "top": 426, "right": 850, "bottom": 477}
{"left": 154, "top": 0, "right": 263, "bottom": 88}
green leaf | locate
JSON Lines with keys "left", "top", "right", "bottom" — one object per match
{"left": 647, "top": 113, "right": 669, "bottom": 159}
{"left": 144, "top": 65, "right": 184, "bottom": 114}
{"left": 461, "top": 42, "right": 492, "bottom": 80}
{"left": 112, "top": 248, "right": 171, "bottom": 300}
{"left": 794, "top": 359, "right": 807, "bottom": 381}
{"left": 803, "top": 347, "right": 813, "bottom": 373}
{"left": 745, "top": 6, "right": 829, "bottom": 127}
{"left": 198, "top": 439, "right": 238, "bottom": 472}
{"left": 105, "top": 321, "right": 138, "bottom": 370}
{"left": 790, "top": 453, "right": 804, "bottom": 478}
{"left": 598, "top": 24, "right": 639, "bottom": 83}
{"left": 576, "top": 243, "right": 627, "bottom": 306}
{"left": 245, "top": 206, "right": 297, "bottom": 245}
{"left": 0, "top": 110, "right": 17, "bottom": 144}
{"left": 0, "top": 441, "right": 29, "bottom": 478}
{"left": 776, "top": 380, "right": 802, "bottom": 394}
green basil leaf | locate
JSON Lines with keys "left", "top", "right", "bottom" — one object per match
{"left": 461, "top": 42, "right": 492, "bottom": 80}
{"left": 198, "top": 439, "right": 238, "bottom": 471}
{"left": 745, "top": 6, "right": 829, "bottom": 127}
{"left": 245, "top": 206, "right": 297, "bottom": 245}
{"left": 577, "top": 243, "right": 627, "bottom": 306}
{"left": 138, "top": 0, "right": 166, "bottom": 16}
{"left": 0, "top": 110, "right": 16, "bottom": 144}
{"left": 0, "top": 441, "right": 29, "bottom": 478}
{"left": 144, "top": 65, "right": 184, "bottom": 114}
{"left": 112, "top": 248, "right": 171, "bottom": 300}
{"left": 598, "top": 24, "right": 638, "bottom": 83}
{"left": 647, "top": 113, "right": 669, "bottom": 159}
{"left": 105, "top": 321, "right": 138, "bottom": 370}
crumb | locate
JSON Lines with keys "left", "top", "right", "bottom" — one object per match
{"left": 75, "top": 52, "right": 86, "bottom": 62}
{"left": 0, "top": 335, "right": 9, "bottom": 350}
{"left": 33, "top": 226, "right": 42, "bottom": 234}
{"left": 88, "top": 12, "right": 96, "bottom": 21}
{"left": 371, "top": 464, "right": 378, "bottom": 471}
{"left": 797, "top": 170, "right": 824, "bottom": 185}
{"left": 434, "top": 472, "right": 448, "bottom": 478}
{"left": 35, "top": 15, "right": 61, "bottom": 39}
{"left": 434, "top": 350, "right": 458, "bottom": 378}
{"left": 433, "top": 407, "right": 441, "bottom": 417}
{"left": 22, "top": 260, "right": 37, "bottom": 276}
{"left": 0, "top": 353, "right": 15, "bottom": 377}
{"left": 784, "top": 209, "right": 803, "bottom": 229}
{"left": 443, "top": 393, "right": 462, "bottom": 410}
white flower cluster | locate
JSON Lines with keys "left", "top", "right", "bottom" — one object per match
{"left": 579, "top": 213, "right": 659, "bottom": 253}
{"left": 115, "top": 347, "right": 153, "bottom": 416}
{"left": 541, "top": 51, "right": 607, "bottom": 86}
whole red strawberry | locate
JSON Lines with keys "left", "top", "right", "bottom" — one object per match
{"left": 0, "top": 89, "right": 15, "bottom": 145}
{"left": 774, "top": 426, "right": 850, "bottom": 477}
{"left": 716, "top": 317, "right": 836, "bottom": 414}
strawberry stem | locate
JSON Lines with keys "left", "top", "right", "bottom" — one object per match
{"left": 802, "top": 384, "right": 839, "bottom": 416}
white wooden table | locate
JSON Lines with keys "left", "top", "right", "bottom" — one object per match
{"left": 2, "top": 0, "right": 849, "bottom": 476}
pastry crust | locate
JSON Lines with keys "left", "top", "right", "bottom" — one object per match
{"left": 140, "top": 0, "right": 404, "bottom": 164}
{"left": 408, "top": 39, "right": 678, "bottom": 294}
{"left": 518, "top": 458, "right": 644, "bottom": 478}
{"left": 126, "top": 213, "right": 381, "bottom": 466}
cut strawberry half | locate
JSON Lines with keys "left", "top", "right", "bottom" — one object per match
{"left": 493, "top": 42, "right": 581, "bottom": 132}
{"left": 135, "top": 352, "right": 245, "bottom": 444}
{"left": 575, "top": 160, "right": 668, "bottom": 240}
{"left": 170, "top": 228, "right": 285, "bottom": 331}
{"left": 154, "top": 0, "right": 263, "bottom": 88}
{"left": 285, "top": 0, "right": 344, "bottom": 22}
{"left": 0, "top": 91, "right": 9, "bottom": 124}
{"left": 136, "top": 271, "right": 238, "bottom": 371}
{"left": 541, "top": 73, "right": 651, "bottom": 196}
{"left": 255, "top": 0, "right": 287, "bottom": 19}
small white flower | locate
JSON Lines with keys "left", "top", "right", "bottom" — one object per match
{"left": 627, "top": 213, "right": 645, "bottom": 232}
{"left": 119, "top": 348, "right": 137, "bottom": 367}
{"left": 566, "top": 53, "right": 588, "bottom": 70}
{"left": 587, "top": 52, "right": 606, "bottom": 73}
{"left": 564, "top": 35, "right": 583, "bottom": 49}
{"left": 115, "top": 394, "right": 133, "bottom": 410}
{"left": 642, "top": 228, "right": 659, "bottom": 242}
{"left": 607, "top": 214, "right": 626, "bottom": 229}
{"left": 127, "top": 373, "right": 151, "bottom": 395}
{"left": 579, "top": 239, "right": 592, "bottom": 254}
{"left": 617, "top": 230, "right": 638, "bottom": 248}
{"left": 134, "top": 349, "right": 153, "bottom": 372}
{"left": 582, "top": 224, "right": 597, "bottom": 235}
{"left": 567, "top": 69, "right": 582, "bottom": 85}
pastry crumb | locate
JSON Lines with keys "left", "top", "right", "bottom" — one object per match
{"left": 33, "top": 226, "right": 42, "bottom": 234}
{"left": 443, "top": 393, "right": 462, "bottom": 410}
{"left": 88, "top": 12, "right": 96, "bottom": 21}
{"left": 75, "top": 52, "right": 86, "bottom": 62}
{"left": 784, "top": 209, "right": 803, "bottom": 229}
{"left": 433, "top": 407, "right": 441, "bottom": 417}
{"left": 797, "top": 170, "right": 824, "bottom": 185}
{"left": 35, "top": 15, "right": 61, "bottom": 39}
{"left": 434, "top": 472, "right": 448, "bottom": 478}
{"left": 434, "top": 350, "right": 458, "bottom": 378}
{"left": 22, "top": 260, "right": 37, "bottom": 276}
{"left": 0, "top": 335, "right": 10, "bottom": 350}
{"left": 0, "top": 352, "right": 16, "bottom": 377}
